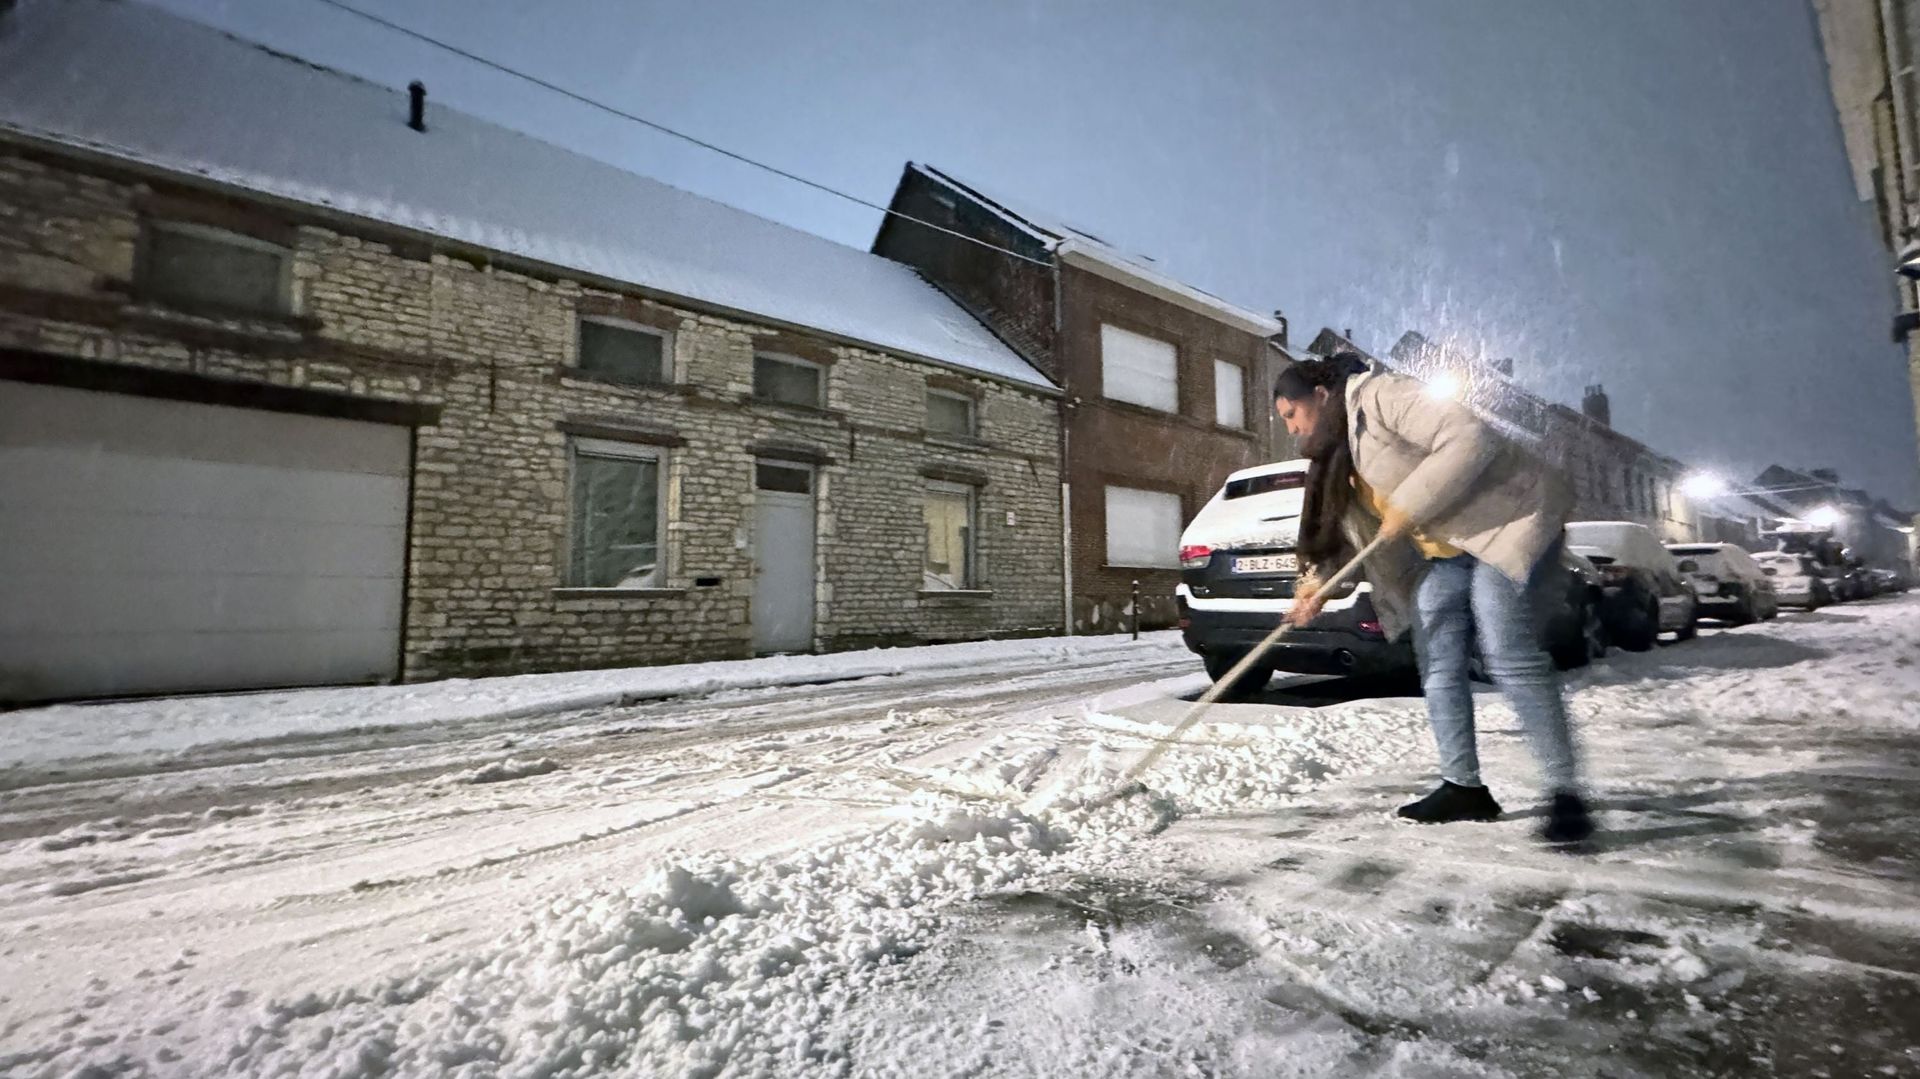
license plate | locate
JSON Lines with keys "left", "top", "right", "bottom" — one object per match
{"left": 1233, "top": 553, "right": 1298, "bottom": 575}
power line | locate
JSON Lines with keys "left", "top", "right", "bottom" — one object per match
{"left": 308, "top": 0, "right": 1053, "bottom": 268}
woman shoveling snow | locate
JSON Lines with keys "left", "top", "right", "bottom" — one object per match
{"left": 1275, "top": 352, "right": 1594, "bottom": 846}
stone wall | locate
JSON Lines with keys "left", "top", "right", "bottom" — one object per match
{"left": 0, "top": 145, "right": 1065, "bottom": 683}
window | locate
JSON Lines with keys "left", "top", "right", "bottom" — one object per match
{"left": 578, "top": 318, "right": 668, "bottom": 385}
{"left": 567, "top": 438, "right": 665, "bottom": 588}
{"left": 926, "top": 389, "right": 975, "bottom": 437}
{"left": 754, "top": 353, "right": 823, "bottom": 407}
{"left": 924, "top": 481, "right": 975, "bottom": 589}
{"left": 1099, "top": 324, "right": 1178, "bottom": 412}
{"left": 1214, "top": 360, "right": 1246, "bottom": 428}
{"left": 1105, "top": 485, "right": 1183, "bottom": 568}
{"left": 1225, "top": 470, "right": 1305, "bottom": 499}
{"left": 138, "top": 221, "right": 289, "bottom": 315}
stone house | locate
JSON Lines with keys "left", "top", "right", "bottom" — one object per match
{"left": 0, "top": 0, "right": 1063, "bottom": 703}
{"left": 872, "top": 164, "right": 1285, "bottom": 632}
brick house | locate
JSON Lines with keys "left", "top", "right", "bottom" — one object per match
{"left": 0, "top": 0, "right": 1063, "bottom": 703}
{"left": 872, "top": 164, "right": 1285, "bottom": 632}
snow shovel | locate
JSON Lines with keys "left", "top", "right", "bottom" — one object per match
{"left": 1086, "top": 533, "right": 1391, "bottom": 809}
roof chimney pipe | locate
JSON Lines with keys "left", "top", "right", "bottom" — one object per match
{"left": 408, "top": 81, "right": 427, "bottom": 132}
{"left": 1581, "top": 384, "right": 1610, "bottom": 427}
{"left": 1271, "top": 310, "right": 1289, "bottom": 347}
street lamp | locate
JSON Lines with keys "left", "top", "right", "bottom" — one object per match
{"left": 1679, "top": 473, "right": 1728, "bottom": 500}
{"left": 1425, "top": 371, "right": 1463, "bottom": 401}
{"left": 1806, "top": 505, "right": 1842, "bottom": 528}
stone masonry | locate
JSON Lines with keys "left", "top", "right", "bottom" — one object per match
{"left": 0, "top": 145, "right": 1065, "bottom": 684}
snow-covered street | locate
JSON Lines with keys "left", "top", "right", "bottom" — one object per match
{"left": 5, "top": 602, "right": 1920, "bottom": 1077}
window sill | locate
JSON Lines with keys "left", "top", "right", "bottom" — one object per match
{"left": 746, "top": 396, "right": 842, "bottom": 420}
{"left": 919, "top": 588, "right": 994, "bottom": 602}
{"left": 126, "top": 299, "right": 316, "bottom": 336}
{"left": 557, "top": 368, "right": 683, "bottom": 394}
{"left": 924, "top": 433, "right": 988, "bottom": 451}
{"left": 552, "top": 586, "right": 685, "bottom": 601}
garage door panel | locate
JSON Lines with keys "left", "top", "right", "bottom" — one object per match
{"left": 0, "top": 380, "right": 409, "bottom": 701}
{"left": 3, "top": 447, "right": 408, "bottom": 525}
{"left": 0, "top": 570, "right": 401, "bottom": 636}
{"left": 1, "top": 628, "right": 399, "bottom": 702}
{"left": 0, "top": 508, "right": 406, "bottom": 580}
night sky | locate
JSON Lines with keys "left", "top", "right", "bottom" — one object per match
{"left": 149, "top": 0, "right": 1920, "bottom": 504}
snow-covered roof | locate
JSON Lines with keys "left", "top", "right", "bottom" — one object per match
{"left": 910, "top": 164, "right": 1283, "bottom": 338}
{"left": 0, "top": 0, "right": 1052, "bottom": 390}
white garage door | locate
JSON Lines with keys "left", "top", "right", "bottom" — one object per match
{"left": 0, "top": 380, "right": 410, "bottom": 702}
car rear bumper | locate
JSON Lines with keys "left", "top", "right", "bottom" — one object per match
{"left": 1178, "top": 603, "right": 1412, "bottom": 677}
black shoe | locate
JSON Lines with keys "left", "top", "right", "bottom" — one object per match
{"left": 1541, "top": 793, "right": 1594, "bottom": 845}
{"left": 1397, "top": 781, "right": 1503, "bottom": 823}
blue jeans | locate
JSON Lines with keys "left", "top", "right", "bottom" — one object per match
{"left": 1410, "top": 547, "right": 1581, "bottom": 795}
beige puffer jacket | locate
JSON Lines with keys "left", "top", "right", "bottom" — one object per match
{"left": 1304, "top": 367, "right": 1575, "bottom": 640}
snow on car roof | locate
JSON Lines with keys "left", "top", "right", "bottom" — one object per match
{"left": 0, "top": 0, "right": 1053, "bottom": 390}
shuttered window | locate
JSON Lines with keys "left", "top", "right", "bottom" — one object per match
{"left": 1214, "top": 360, "right": 1246, "bottom": 428}
{"left": 1105, "top": 485, "right": 1184, "bottom": 568}
{"left": 1099, "top": 324, "right": 1178, "bottom": 412}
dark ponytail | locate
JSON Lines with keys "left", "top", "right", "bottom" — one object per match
{"left": 1274, "top": 352, "right": 1365, "bottom": 570}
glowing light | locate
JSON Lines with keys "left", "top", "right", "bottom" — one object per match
{"left": 1806, "top": 505, "right": 1842, "bottom": 528}
{"left": 1425, "top": 371, "right": 1463, "bottom": 400}
{"left": 1680, "top": 473, "right": 1728, "bottom": 500}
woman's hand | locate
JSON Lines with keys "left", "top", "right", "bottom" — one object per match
{"left": 1285, "top": 586, "right": 1325, "bottom": 626}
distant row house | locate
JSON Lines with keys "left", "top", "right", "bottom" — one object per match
{"left": 0, "top": 1, "right": 1070, "bottom": 702}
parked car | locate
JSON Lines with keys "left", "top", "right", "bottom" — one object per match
{"left": 1565, "top": 521, "right": 1698, "bottom": 650}
{"left": 1750, "top": 552, "right": 1831, "bottom": 609}
{"left": 1665, "top": 542, "right": 1778, "bottom": 624}
{"left": 1867, "top": 567, "right": 1910, "bottom": 595}
{"left": 1174, "top": 460, "right": 1606, "bottom": 695}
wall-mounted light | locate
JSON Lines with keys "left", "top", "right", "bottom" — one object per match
{"left": 1806, "top": 505, "right": 1842, "bottom": 528}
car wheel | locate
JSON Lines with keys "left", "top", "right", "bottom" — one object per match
{"left": 1202, "top": 651, "right": 1274, "bottom": 699}
{"left": 1605, "top": 590, "right": 1659, "bottom": 652}
{"left": 1551, "top": 594, "right": 1604, "bottom": 670}
{"left": 1674, "top": 605, "right": 1698, "bottom": 641}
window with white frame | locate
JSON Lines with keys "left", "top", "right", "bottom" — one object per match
{"left": 1214, "top": 360, "right": 1246, "bottom": 428}
{"left": 138, "top": 221, "right": 290, "bottom": 315}
{"left": 567, "top": 438, "right": 666, "bottom": 588}
{"left": 1104, "top": 485, "right": 1183, "bottom": 568}
{"left": 577, "top": 317, "right": 669, "bottom": 385}
{"left": 754, "top": 353, "right": 823, "bottom": 407}
{"left": 1099, "top": 324, "right": 1178, "bottom": 412}
{"left": 926, "top": 389, "right": 975, "bottom": 437}
{"left": 923, "top": 481, "right": 976, "bottom": 589}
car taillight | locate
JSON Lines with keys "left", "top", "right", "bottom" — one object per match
{"left": 1177, "top": 616, "right": 1191, "bottom": 629}
{"left": 1357, "top": 620, "right": 1384, "bottom": 638}
{"left": 1179, "top": 544, "right": 1212, "bottom": 569}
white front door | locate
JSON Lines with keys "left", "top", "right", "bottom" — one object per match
{"left": 752, "top": 461, "right": 816, "bottom": 654}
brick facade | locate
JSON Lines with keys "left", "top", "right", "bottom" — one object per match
{"left": 0, "top": 146, "right": 1065, "bottom": 685}
{"left": 875, "top": 165, "right": 1282, "bottom": 634}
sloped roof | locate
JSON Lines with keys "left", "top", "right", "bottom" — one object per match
{"left": 0, "top": 0, "right": 1051, "bottom": 389}
{"left": 908, "top": 164, "right": 1282, "bottom": 337}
